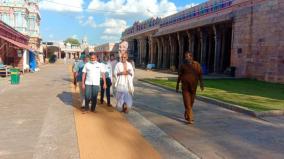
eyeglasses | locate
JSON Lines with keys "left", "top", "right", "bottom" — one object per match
{"left": 121, "top": 57, "right": 127, "bottom": 59}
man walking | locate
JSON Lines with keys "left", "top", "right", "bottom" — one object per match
{"left": 114, "top": 53, "right": 134, "bottom": 113}
{"left": 82, "top": 53, "right": 107, "bottom": 113}
{"left": 176, "top": 51, "right": 204, "bottom": 124}
{"left": 74, "top": 54, "right": 89, "bottom": 108}
{"left": 100, "top": 56, "right": 112, "bottom": 106}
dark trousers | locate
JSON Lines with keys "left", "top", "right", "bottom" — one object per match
{"left": 182, "top": 83, "right": 197, "bottom": 122}
{"left": 85, "top": 85, "right": 99, "bottom": 111}
{"left": 100, "top": 78, "right": 112, "bottom": 105}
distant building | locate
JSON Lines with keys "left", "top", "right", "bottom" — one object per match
{"left": 94, "top": 43, "right": 119, "bottom": 60}
{"left": 0, "top": 20, "right": 31, "bottom": 72}
{"left": 0, "top": 0, "right": 41, "bottom": 51}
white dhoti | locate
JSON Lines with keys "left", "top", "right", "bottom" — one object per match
{"left": 114, "top": 62, "right": 134, "bottom": 111}
{"left": 116, "top": 91, "right": 132, "bottom": 111}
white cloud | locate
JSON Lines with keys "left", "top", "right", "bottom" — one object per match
{"left": 181, "top": 3, "right": 199, "bottom": 10}
{"left": 98, "top": 19, "right": 127, "bottom": 35}
{"left": 101, "top": 35, "right": 119, "bottom": 41}
{"left": 98, "top": 19, "right": 127, "bottom": 41}
{"left": 84, "top": 16, "right": 97, "bottom": 28}
{"left": 87, "top": 0, "right": 177, "bottom": 19}
{"left": 40, "top": 0, "right": 84, "bottom": 12}
{"left": 72, "top": 34, "right": 78, "bottom": 39}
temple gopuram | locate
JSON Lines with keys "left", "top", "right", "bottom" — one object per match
{"left": 121, "top": 0, "right": 283, "bottom": 84}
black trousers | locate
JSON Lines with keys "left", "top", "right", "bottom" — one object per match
{"left": 100, "top": 78, "right": 112, "bottom": 105}
{"left": 85, "top": 85, "right": 99, "bottom": 111}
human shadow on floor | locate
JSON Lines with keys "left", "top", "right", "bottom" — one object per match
{"left": 62, "top": 78, "right": 73, "bottom": 83}
{"left": 57, "top": 91, "right": 74, "bottom": 107}
{"left": 133, "top": 101, "right": 189, "bottom": 125}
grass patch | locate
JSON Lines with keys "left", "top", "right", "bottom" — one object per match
{"left": 144, "top": 79, "right": 284, "bottom": 112}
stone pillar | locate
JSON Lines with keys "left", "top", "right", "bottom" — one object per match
{"left": 177, "top": 32, "right": 184, "bottom": 65}
{"left": 200, "top": 29, "right": 209, "bottom": 65}
{"left": 186, "top": 30, "right": 193, "bottom": 52}
{"left": 137, "top": 38, "right": 142, "bottom": 65}
{"left": 143, "top": 38, "right": 147, "bottom": 66}
{"left": 161, "top": 37, "right": 165, "bottom": 69}
{"left": 169, "top": 34, "right": 176, "bottom": 71}
{"left": 149, "top": 36, "right": 154, "bottom": 64}
{"left": 191, "top": 31, "right": 196, "bottom": 59}
{"left": 213, "top": 25, "right": 222, "bottom": 73}
{"left": 220, "top": 27, "right": 227, "bottom": 72}
{"left": 157, "top": 38, "right": 162, "bottom": 69}
{"left": 207, "top": 31, "right": 214, "bottom": 73}
{"left": 161, "top": 37, "right": 170, "bottom": 69}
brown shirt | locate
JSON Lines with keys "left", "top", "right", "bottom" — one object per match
{"left": 178, "top": 61, "right": 203, "bottom": 92}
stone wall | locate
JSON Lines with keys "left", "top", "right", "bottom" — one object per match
{"left": 231, "top": 0, "right": 283, "bottom": 83}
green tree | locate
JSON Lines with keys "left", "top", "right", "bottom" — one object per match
{"left": 64, "top": 37, "right": 80, "bottom": 45}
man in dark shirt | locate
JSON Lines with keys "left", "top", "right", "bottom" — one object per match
{"left": 176, "top": 51, "right": 204, "bottom": 124}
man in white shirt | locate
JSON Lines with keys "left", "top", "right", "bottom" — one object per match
{"left": 82, "top": 53, "right": 107, "bottom": 112}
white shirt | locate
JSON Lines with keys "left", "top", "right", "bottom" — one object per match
{"left": 82, "top": 61, "right": 106, "bottom": 85}
{"left": 101, "top": 61, "right": 112, "bottom": 79}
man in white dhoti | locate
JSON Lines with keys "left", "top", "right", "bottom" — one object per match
{"left": 114, "top": 53, "right": 134, "bottom": 113}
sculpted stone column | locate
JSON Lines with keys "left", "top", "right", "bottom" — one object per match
{"left": 177, "top": 32, "right": 184, "bottom": 65}
{"left": 138, "top": 38, "right": 146, "bottom": 65}
{"left": 207, "top": 31, "right": 214, "bottom": 73}
{"left": 187, "top": 30, "right": 193, "bottom": 52}
{"left": 149, "top": 36, "right": 154, "bottom": 64}
{"left": 157, "top": 37, "right": 162, "bottom": 69}
{"left": 154, "top": 38, "right": 158, "bottom": 66}
{"left": 140, "top": 38, "right": 148, "bottom": 66}
{"left": 220, "top": 27, "right": 227, "bottom": 72}
{"left": 213, "top": 25, "right": 222, "bottom": 73}
{"left": 161, "top": 37, "right": 165, "bottom": 69}
{"left": 162, "top": 36, "right": 170, "bottom": 69}
{"left": 169, "top": 34, "right": 176, "bottom": 71}
{"left": 200, "top": 29, "right": 208, "bottom": 65}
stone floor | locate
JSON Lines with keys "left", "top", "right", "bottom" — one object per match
{"left": 0, "top": 64, "right": 161, "bottom": 159}
{"left": 132, "top": 69, "right": 284, "bottom": 159}
{"left": 0, "top": 64, "right": 79, "bottom": 159}
{"left": 1, "top": 65, "right": 283, "bottom": 159}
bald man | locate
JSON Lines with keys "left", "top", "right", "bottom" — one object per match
{"left": 176, "top": 51, "right": 204, "bottom": 124}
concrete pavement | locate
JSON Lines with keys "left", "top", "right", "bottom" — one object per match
{"left": 0, "top": 64, "right": 79, "bottom": 159}
{"left": 1, "top": 65, "right": 283, "bottom": 159}
{"left": 0, "top": 64, "right": 162, "bottom": 159}
{"left": 132, "top": 69, "right": 284, "bottom": 159}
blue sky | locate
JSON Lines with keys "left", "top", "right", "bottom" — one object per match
{"left": 40, "top": 0, "right": 206, "bottom": 45}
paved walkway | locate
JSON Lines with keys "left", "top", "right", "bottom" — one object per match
{"left": 0, "top": 64, "right": 79, "bottom": 159}
{"left": 71, "top": 75, "right": 160, "bottom": 159}
{"left": 0, "top": 64, "right": 161, "bottom": 159}
{"left": 133, "top": 69, "right": 284, "bottom": 159}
